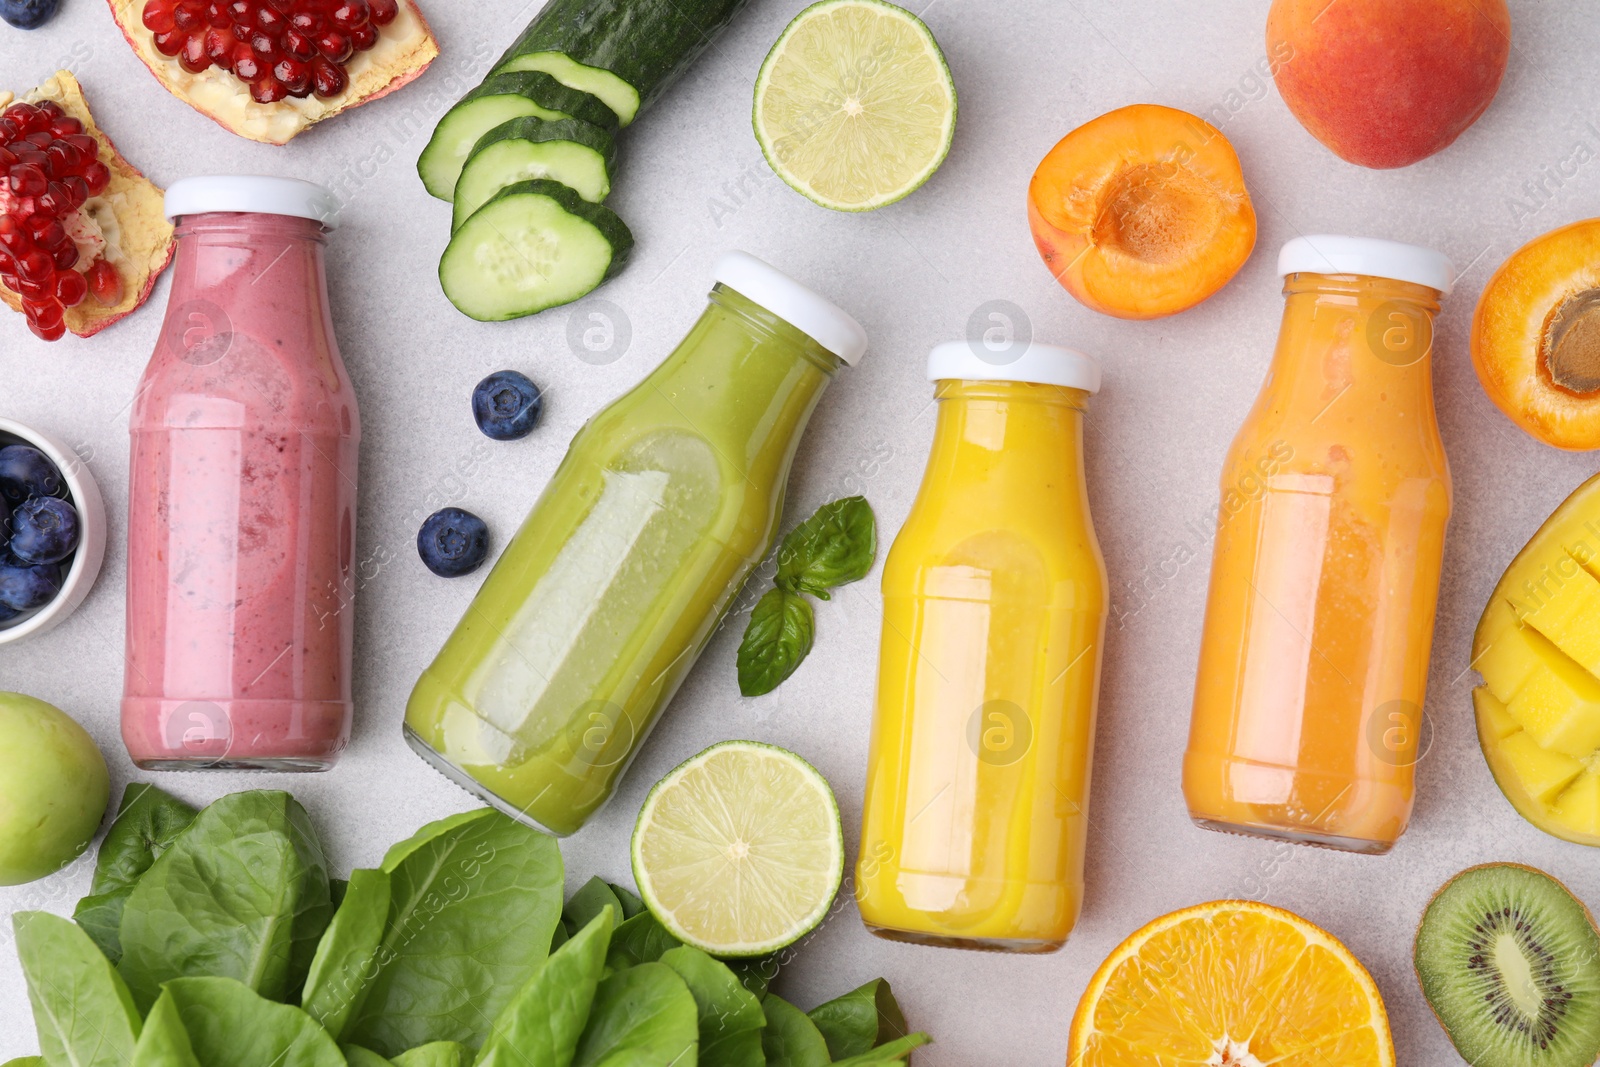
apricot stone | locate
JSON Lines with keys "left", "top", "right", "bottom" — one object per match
{"left": 1267, "top": 0, "right": 1511, "bottom": 169}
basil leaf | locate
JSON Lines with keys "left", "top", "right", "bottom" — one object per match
{"left": 760, "top": 994, "right": 831, "bottom": 1067}
{"left": 342, "top": 809, "right": 564, "bottom": 1056}
{"left": 74, "top": 783, "right": 199, "bottom": 963}
{"left": 608, "top": 883, "right": 646, "bottom": 919}
{"left": 572, "top": 962, "right": 699, "bottom": 1067}
{"left": 15, "top": 911, "right": 141, "bottom": 1067}
{"left": 162, "top": 977, "right": 345, "bottom": 1067}
{"left": 300, "top": 868, "right": 392, "bottom": 1039}
{"left": 563, "top": 875, "right": 624, "bottom": 933}
{"left": 131, "top": 994, "right": 201, "bottom": 1067}
{"left": 477, "top": 909, "right": 612, "bottom": 1067}
{"left": 343, "top": 1048, "right": 395, "bottom": 1067}
{"left": 775, "top": 496, "right": 876, "bottom": 600}
{"left": 391, "top": 1043, "right": 471, "bottom": 1067}
{"left": 829, "top": 1033, "right": 931, "bottom": 1065}
{"left": 737, "top": 587, "right": 815, "bottom": 696}
{"left": 808, "top": 978, "right": 911, "bottom": 1059}
{"left": 116, "top": 791, "right": 333, "bottom": 1010}
{"left": 661, "top": 946, "right": 765, "bottom": 1067}
{"left": 606, "top": 910, "right": 684, "bottom": 970}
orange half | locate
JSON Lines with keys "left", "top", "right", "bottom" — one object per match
{"left": 1068, "top": 900, "right": 1395, "bottom": 1067}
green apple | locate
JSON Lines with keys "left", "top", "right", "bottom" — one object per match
{"left": 0, "top": 692, "right": 109, "bottom": 886}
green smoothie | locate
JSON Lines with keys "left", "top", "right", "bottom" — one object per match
{"left": 406, "top": 254, "right": 865, "bottom": 835}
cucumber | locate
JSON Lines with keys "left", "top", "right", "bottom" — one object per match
{"left": 417, "top": 72, "right": 618, "bottom": 200}
{"left": 492, "top": 0, "right": 752, "bottom": 126}
{"left": 453, "top": 118, "right": 617, "bottom": 232}
{"left": 440, "top": 179, "right": 634, "bottom": 321}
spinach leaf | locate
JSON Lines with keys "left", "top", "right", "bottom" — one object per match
{"left": 342, "top": 809, "right": 564, "bottom": 1056}
{"left": 807, "top": 979, "right": 910, "bottom": 1059}
{"left": 829, "top": 1033, "right": 930, "bottom": 1065}
{"left": 14, "top": 911, "right": 141, "bottom": 1067}
{"left": 736, "top": 587, "right": 814, "bottom": 697}
{"left": 564, "top": 875, "right": 624, "bottom": 932}
{"left": 73, "top": 783, "right": 199, "bottom": 963}
{"left": 775, "top": 496, "right": 876, "bottom": 600}
{"left": 606, "top": 911, "right": 684, "bottom": 970}
{"left": 661, "top": 946, "right": 765, "bottom": 1067}
{"left": 117, "top": 791, "right": 333, "bottom": 1010}
{"left": 572, "top": 962, "right": 699, "bottom": 1067}
{"left": 477, "top": 909, "right": 612, "bottom": 1067}
{"left": 726, "top": 956, "right": 778, "bottom": 1001}
{"left": 130, "top": 994, "right": 201, "bottom": 1067}
{"left": 760, "top": 995, "right": 830, "bottom": 1067}
{"left": 1, "top": 1060, "right": 43, "bottom": 1067}
{"left": 390, "top": 1043, "right": 471, "bottom": 1067}
{"left": 301, "top": 868, "right": 392, "bottom": 1039}
{"left": 343, "top": 1047, "right": 394, "bottom": 1067}
{"left": 163, "top": 976, "right": 346, "bottom": 1067}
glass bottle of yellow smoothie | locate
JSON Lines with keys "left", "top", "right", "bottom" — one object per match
{"left": 1185, "top": 236, "right": 1456, "bottom": 854}
{"left": 405, "top": 252, "right": 866, "bottom": 835}
{"left": 856, "top": 340, "right": 1107, "bottom": 952}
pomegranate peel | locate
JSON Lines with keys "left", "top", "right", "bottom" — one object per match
{"left": 0, "top": 71, "right": 173, "bottom": 340}
{"left": 106, "top": 0, "right": 439, "bottom": 145}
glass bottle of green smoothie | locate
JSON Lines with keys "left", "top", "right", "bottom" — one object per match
{"left": 406, "top": 252, "right": 867, "bottom": 835}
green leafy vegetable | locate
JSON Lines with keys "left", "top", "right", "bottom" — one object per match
{"left": 163, "top": 977, "right": 346, "bottom": 1067}
{"left": 736, "top": 587, "right": 815, "bottom": 697}
{"left": 760, "top": 994, "right": 831, "bottom": 1067}
{"left": 390, "top": 1043, "right": 471, "bottom": 1067}
{"left": 301, "top": 868, "right": 393, "bottom": 1039}
{"left": 116, "top": 791, "right": 333, "bottom": 1010}
{"left": 808, "top": 978, "right": 911, "bottom": 1059}
{"left": 14, "top": 911, "right": 141, "bottom": 1067}
{"left": 775, "top": 495, "right": 877, "bottom": 599}
{"left": 829, "top": 1033, "right": 931, "bottom": 1065}
{"left": 606, "top": 910, "right": 684, "bottom": 970}
{"left": 563, "top": 876, "right": 624, "bottom": 933}
{"left": 478, "top": 909, "right": 613, "bottom": 1067}
{"left": 131, "top": 995, "right": 201, "bottom": 1067}
{"left": 608, "top": 883, "right": 646, "bottom": 919}
{"left": 343, "top": 1047, "right": 394, "bottom": 1067}
{"left": 1, "top": 1060, "right": 44, "bottom": 1067}
{"left": 572, "top": 962, "right": 699, "bottom": 1067}
{"left": 341, "top": 809, "right": 564, "bottom": 1055}
{"left": 73, "top": 784, "right": 199, "bottom": 963}
{"left": 661, "top": 946, "right": 765, "bottom": 1067}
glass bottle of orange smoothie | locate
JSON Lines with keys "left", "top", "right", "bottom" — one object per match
{"left": 856, "top": 340, "right": 1107, "bottom": 952}
{"left": 1184, "top": 236, "right": 1456, "bottom": 854}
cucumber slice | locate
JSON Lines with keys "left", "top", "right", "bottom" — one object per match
{"left": 417, "top": 72, "right": 617, "bottom": 201}
{"left": 440, "top": 179, "right": 634, "bottom": 321}
{"left": 453, "top": 118, "right": 617, "bottom": 232}
{"left": 492, "top": 0, "right": 753, "bottom": 126}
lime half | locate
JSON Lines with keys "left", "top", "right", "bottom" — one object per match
{"left": 632, "top": 741, "right": 844, "bottom": 957}
{"left": 753, "top": 0, "right": 957, "bottom": 212}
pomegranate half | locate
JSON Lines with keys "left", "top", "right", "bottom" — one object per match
{"left": 0, "top": 71, "right": 173, "bottom": 340}
{"left": 107, "top": 0, "right": 439, "bottom": 145}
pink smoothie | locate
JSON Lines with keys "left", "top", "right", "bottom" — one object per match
{"left": 122, "top": 203, "right": 359, "bottom": 770}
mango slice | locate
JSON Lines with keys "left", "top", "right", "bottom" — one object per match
{"left": 1522, "top": 554, "right": 1600, "bottom": 675}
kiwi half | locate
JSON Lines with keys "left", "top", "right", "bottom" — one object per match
{"left": 1415, "top": 863, "right": 1600, "bottom": 1067}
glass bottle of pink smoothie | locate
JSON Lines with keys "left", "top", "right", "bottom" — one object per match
{"left": 122, "top": 177, "right": 359, "bottom": 771}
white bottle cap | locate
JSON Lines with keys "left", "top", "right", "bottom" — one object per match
{"left": 164, "top": 176, "right": 341, "bottom": 230}
{"left": 713, "top": 251, "right": 868, "bottom": 365}
{"left": 927, "top": 339, "right": 1101, "bottom": 393}
{"left": 1278, "top": 235, "right": 1455, "bottom": 294}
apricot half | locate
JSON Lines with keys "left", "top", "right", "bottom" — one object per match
{"left": 1473, "top": 219, "right": 1600, "bottom": 450}
{"left": 1027, "top": 104, "right": 1256, "bottom": 320}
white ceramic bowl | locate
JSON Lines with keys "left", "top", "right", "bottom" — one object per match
{"left": 0, "top": 418, "right": 107, "bottom": 645}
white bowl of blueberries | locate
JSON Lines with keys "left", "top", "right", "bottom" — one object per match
{"left": 0, "top": 418, "right": 106, "bottom": 645}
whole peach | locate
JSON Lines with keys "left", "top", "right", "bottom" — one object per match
{"left": 1267, "top": 0, "right": 1511, "bottom": 169}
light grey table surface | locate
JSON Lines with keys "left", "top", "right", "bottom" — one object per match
{"left": 4, "top": 1, "right": 1600, "bottom": 1062}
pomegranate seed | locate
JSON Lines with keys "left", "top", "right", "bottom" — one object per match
{"left": 274, "top": 57, "right": 311, "bottom": 95}
{"left": 24, "top": 216, "right": 62, "bottom": 243}
{"left": 63, "top": 133, "right": 96, "bottom": 157}
{"left": 1, "top": 104, "right": 33, "bottom": 125}
{"left": 83, "top": 161, "right": 110, "bottom": 197}
{"left": 16, "top": 248, "right": 52, "bottom": 282}
{"left": 37, "top": 182, "right": 68, "bottom": 216}
{"left": 252, "top": 76, "right": 289, "bottom": 103}
{"left": 369, "top": 0, "right": 396, "bottom": 24}
{"left": 206, "top": 0, "right": 228, "bottom": 24}
{"left": 143, "top": 0, "right": 177, "bottom": 32}
{"left": 54, "top": 269, "right": 87, "bottom": 307}
{"left": 62, "top": 176, "right": 88, "bottom": 209}
{"left": 45, "top": 141, "right": 83, "bottom": 175}
{"left": 310, "top": 56, "right": 347, "bottom": 97}
{"left": 180, "top": 35, "right": 212, "bottom": 72}
{"left": 255, "top": 5, "right": 283, "bottom": 33}
{"left": 53, "top": 244, "right": 78, "bottom": 270}
{"left": 251, "top": 29, "right": 279, "bottom": 59}
{"left": 23, "top": 131, "right": 51, "bottom": 149}
{"left": 35, "top": 101, "right": 63, "bottom": 119}
{"left": 48, "top": 117, "right": 82, "bottom": 138}
{"left": 28, "top": 314, "right": 66, "bottom": 342}
{"left": 329, "top": 0, "right": 368, "bottom": 30}
{"left": 9, "top": 165, "right": 46, "bottom": 198}
{"left": 233, "top": 43, "right": 262, "bottom": 79}
{"left": 350, "top": 23, "right": 376, "bottom": 50}
{"left": 87, "top": 259, "right": 121, "bottom": 306}
{"left": 204, "top": 26, "right": 233, "bottom": 63}
{"left": 13, "top": 148, "right": 45, "bottom": 169}
{"left": 0, "top": 147, "right": 13, "bottom": 168}
{"left": 0, "top": 217, "right": 22, "bottom": 252}
{"left": 15, "top": 275, "right": 47, "bottom": 299}
{"left": 226, "top": 0, "right": 249, "bottom": 21}
{"left": 284, "top": 28, "right": 316, "bottom": 59}
{"left": 315, "top": 31, "right": 351, "bottom": 62}
{"left": 154, "top": 28, "right": 187, "bottom": 55}
{"left": 0, "top": 266, "right": 16, "bottom": 292}
{"left": 173, "top": 4, "right": 202, "bottom": 30}
{"left": 288, "top": 10, "right": 319, "bottom": 32}
{"left": 0, "top": 120, "right": 18, "bottom": 143}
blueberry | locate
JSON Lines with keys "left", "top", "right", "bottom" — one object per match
{"left": 10, "top": 496, "right": 79, "bottom": 564}
{"left": 0, "top": 561, "right": 60, "bottom": 611}
{"left": 0, "top": 445, "right": 64, "bottom": 504}
{"left": 417, "top": 507, "right": 490, "bottom": 578}
{"left": 0, "top": 0, "right": 59, "bottom": 29}
{"left": 472, "top": 370, "right": 543, "bottom": 441}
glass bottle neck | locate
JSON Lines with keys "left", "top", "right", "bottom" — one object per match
{"left": 1277, "top": 272, "right": 1443, "bottom": 384}
{"left": 927, "top": 379, "right": 1088, "bottom": 482}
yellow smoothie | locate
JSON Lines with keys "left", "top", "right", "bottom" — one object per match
{"left": 1185, "top": 237, "right": 1455, "bottom": 854}
{"left": 857, "top": 343, "right": 1107, "bottom": 952}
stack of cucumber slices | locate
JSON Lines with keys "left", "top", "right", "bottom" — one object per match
{"left": 420, "top": 0, "right": 751, "bottom": 321}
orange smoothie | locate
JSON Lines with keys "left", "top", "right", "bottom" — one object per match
{"left": 857, "top": 342, "right": 1107, "bottom": 952}
{"left": 1185, "top": 236, "right": 1455, "bottom": 853}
